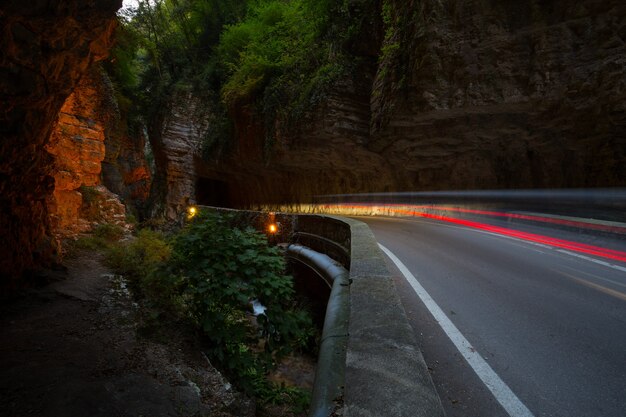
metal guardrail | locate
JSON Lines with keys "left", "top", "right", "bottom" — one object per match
{"left": 195, "top": 207, "right": 444, "bottom": 417}
{"left": 292, "top": 231, "right": 350, "bottom": 270}
{"left": 286, "top": 244, "right": 350, "bottom": 417}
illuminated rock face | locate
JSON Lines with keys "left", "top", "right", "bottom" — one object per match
{"left": 0, "top": 0, "right": 121, "bottom": 281}
{"left": 46, "top": 70, "right": 127, "bottom": 236}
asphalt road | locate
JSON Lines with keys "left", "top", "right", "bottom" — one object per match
{"left": 358, "top": 216, "right": 626, "bottom": 417}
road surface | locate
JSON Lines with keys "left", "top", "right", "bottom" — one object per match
{"left": 359, "top": 216, "right": 626, "bottom": 417}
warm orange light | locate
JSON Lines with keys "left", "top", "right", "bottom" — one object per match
{"left": 188, "top": 206, "right": 197, "bottom": 217}
{"left": 268, "top": 223, "right": 277, "bottom": 234}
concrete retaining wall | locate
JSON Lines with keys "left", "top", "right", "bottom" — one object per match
{"left": 337, "top": 217, "right": 444, "bottom": 417}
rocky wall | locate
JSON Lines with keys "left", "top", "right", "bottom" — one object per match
{"left": 100, "top": 71, "right": 151, "bottom": 216}
{"left": 0, "top": 0, "right": 121, "bottom": 282}
{"left": 148, "top": 91, "right": 209, "bottom": 220}
{"left": 152, "top": 77, "right": 392, "bottom": 218}
{"left": 192, "top": 0, "right": 389, "bottom": 209}
{"left": 46, "top": 68, "right": 127, "bottom": 237}
{"left": 197, "top": 0, "right": 625, "bottom": 211}
{"left": 370, "top": 0, "right": 626, "bottom": 189}
{"left": 150, "top": 0, "right": 625, "bottom": 216}
{"left": 195, "top": 76, "right": 395, "bottom": 208}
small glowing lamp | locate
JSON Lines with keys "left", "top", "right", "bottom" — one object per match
{"left": 268, "top": 223, "right": 278, "bottom": 234}
{"left": 188, "top": 206, "right": 197, "bottom": 218}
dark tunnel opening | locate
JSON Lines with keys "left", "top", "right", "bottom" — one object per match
{"left": 195, "top": 177, "right": 231, "bottom": 208}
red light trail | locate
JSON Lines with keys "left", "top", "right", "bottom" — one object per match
{"left": 335, "top": 204, "right": 626, "bottom": 263}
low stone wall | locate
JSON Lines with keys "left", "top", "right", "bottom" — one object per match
{"left": 338, "top": 216, "right": 444, "bottom": 417}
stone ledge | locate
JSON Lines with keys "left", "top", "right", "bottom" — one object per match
{"left": 324, "top": 216, "right": 444, "bottom": 417}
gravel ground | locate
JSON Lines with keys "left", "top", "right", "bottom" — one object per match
{"left": 0, "top": 251, "right": 255, "bottom": 417}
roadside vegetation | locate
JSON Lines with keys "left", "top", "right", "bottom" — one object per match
{"left": 106, "top": 0, "right": 375, "bottom": 158}
{"left": 91, "top": 2, "right": 379, "bottom": 407}
{"left": 71, "top": 211, "right": 316, "bottom": 415}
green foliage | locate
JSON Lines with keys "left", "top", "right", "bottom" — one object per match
{"left": 93, "top": 223, "right": 126, "bottom": 241}
{"left": 67, "top": 223, "right": 125, "bottom": 255}
{"left": 219, "top": 0, "right": 323, "bottom": 107}
{"left": 163, "top": 211, "right": 315, "bottom": 393}
{"left": 379, "top": 0, "right": 401, "bottom": 67}
{"left": 69, "top": 235, "right": 108, "bottom": 253}
{"left": 251, "top": 373, "right": 312, "bottom": 414}
{"left": 110, "top": 0, "right": 366, "bottom": 158}
{"left": 378, "top": 0, "right": 416, "bottom": 94}
{"left": 106, "top": 229, "right": 171, "bottom": 280}
{"left": 216, "top": 0, "right": 356, "bottom": 148}
{"left": 103, "top": 211, "right": 314, "bottom": 407}
{"left": 105, "top": 229, "right": 179, "bottom": 312}
{"left": 79, "top": 185, "right": 100, "bottom": 204}
{"left": 126, "top": 212, "right": 138, "bottom": 225}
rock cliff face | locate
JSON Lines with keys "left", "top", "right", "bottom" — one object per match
{"left": 164, "top": 0, "right": 625, "bottom": 214}
{"left": 371, "top": 0, "right": 626, "bottom": 189}
{"left": 160, "top": 3, "right": 387, "bottom": 211}
{"left": 100, "top": 75, "right": 151, "bottom": 215}
{"left": 141, "top": 0, "right": 625, "bottom": 219}
{"left": 102, "top": 129, "right": 151, "bottom": 214}
{"left": 0, "top": 0, "right": 121, "bottom": 281}
{"left": 196, "top": 77, "right": 395, "bottom": 207}
{"left": 148, "top": 92, "right": 209, "bottom": 220}
{"left": 46, "top": 69, "right": 127, "bottom": 236}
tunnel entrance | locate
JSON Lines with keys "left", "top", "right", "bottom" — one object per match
{"left": 195, "top": 177, "right": 231, "bottom": 208}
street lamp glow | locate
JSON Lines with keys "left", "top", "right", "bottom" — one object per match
{"left": 268, "top": 223, "right": 277, "bottom": 234}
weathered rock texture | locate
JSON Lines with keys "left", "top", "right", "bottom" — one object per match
{"left": 148, "top": 92, "right": 209, "bottom": 220}
{"left": 46, "top": 69, "right": 127, "bottom": 236}
{"left": 102, "top": 129, "right": 151, "bottom": 215}
{"left": 0, "top": 0, "right": 121, "bottom": 282}
{"left": 370, "top": 0, "right": 626, "bottom": 189}
{"left": 158, "top": 4, "right": 386, "bottom": 213}
{"left": 197, "top": 77, "right": 395, "bottom": 207}
{"left": 100, "top": 74, "right": 151, "bottom": 215}
{"left": 157, "top": 76, "right": 392, "bottom": 213}
{"left": 161, "top": 0, "right": 624, "bottom": 215}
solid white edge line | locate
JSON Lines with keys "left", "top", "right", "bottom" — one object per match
{"left": 378, "top": 243, "right": 535, "bottom": 417}
{"left": 555, "top": 250, "right": 626, "bottom": 273}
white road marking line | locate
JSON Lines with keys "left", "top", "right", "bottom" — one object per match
{"left": 379, "top": 243, "right": 535, "bottom": 417}
{"left": 554, "top": 250, "right": 626, "bottom": 273}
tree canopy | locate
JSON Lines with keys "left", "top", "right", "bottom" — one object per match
{"left": 108, "top": 0, "right": 374, "bottom": 150}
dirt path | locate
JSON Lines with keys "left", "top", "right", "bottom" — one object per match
{"left": 0, "top": 251, "right": 253, "bottom": 417}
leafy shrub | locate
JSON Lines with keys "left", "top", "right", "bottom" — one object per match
{"left": 68, "top": 236, "right": 107, "bottom": 253}
{"left": 106, "top": 229, "right": 179, "bottom": 314}
{"left": 104, "top": 211, "right": 314, "bottom": 406}
{"left": 93, "top": 223, "right": 125, "bottom": 241}
{"left": 219, "top": 0, "right": 326, "bottom": 108}
{"left": 67, "top": 223, "right": 125, "bottom": 255}
{"left": 106, "top": 229, "right": 171, "bottom": 280}
{"left": 162, "top": 211, "right": 315, "bottom": 395}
